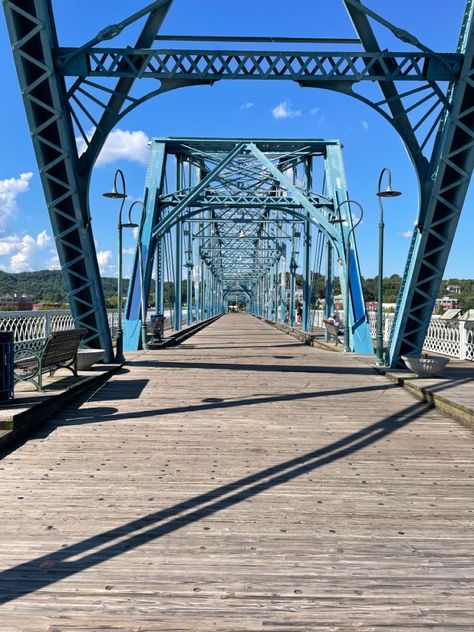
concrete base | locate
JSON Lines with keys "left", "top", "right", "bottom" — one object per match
{"left": 77, "top": 349, "right": 104, "bottom": 370}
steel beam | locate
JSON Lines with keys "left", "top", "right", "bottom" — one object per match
{"left": 3, "top": 0, "right": 113, "bottom": 359}
{"left": 57, "top": 48, "right": 460, "bottom": 83}
{"left": 123, "top": 141, "right": 166, "bottom": 350}
{"left": 388, "top": 3, "right": 474, "bottom": 365}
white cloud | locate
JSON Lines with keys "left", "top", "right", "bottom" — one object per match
{"left": 361, "top": 120, "right": 369, "bottom": 130}
{"left": 97, "top": 250, "right": 113, "bottom": 274}
{"left": 76, "top": 129, "right": 150, "bottom": 166}
{"left": 310, "top": 107, "right": 320, "bottom": 115}
{"left": 240, "top": 102, "right": 254, "bottom": 110}
{"left": 0, "top": 172, "right": 33, "bottom": 226}
{"left": 47, "top": 251, "right": 60, "bottom": 270}
{"left": 123, "top": 247, "right": 137, "bottom": 255}
{"left": 272, "top": 100, "right": 301, "bottom": 120}
{"left": 400, "top": 230, "right": 412, "bottom": 238}
{"left": 0, "top": 235, "right": 22, "bottom": 256}
{"left": 6, "top": 230, "right": 52, "bottom": 272}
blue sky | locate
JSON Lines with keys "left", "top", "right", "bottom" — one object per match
{"left": 0, "top": 0, "right": 472, "bottom": 280}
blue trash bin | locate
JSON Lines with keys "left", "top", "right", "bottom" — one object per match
{"left": 0, "top": 331, "right": 14, "bottom": 403}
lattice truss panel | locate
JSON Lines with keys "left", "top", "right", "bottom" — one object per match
{"left": 3, "top": 0, "right": 114, "bottom": 358}
{"left": 3, "top": 0, "right": 473, "bottom": 364}
{"left": 58, "top": 29, "right": 462, "bottom": 171}
{"left": 151, "top": 140, "right": 338, "bottom": 298}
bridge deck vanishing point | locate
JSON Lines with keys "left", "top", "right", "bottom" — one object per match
{"left": 0, "top": 314, "right": 473, "bottom": 631}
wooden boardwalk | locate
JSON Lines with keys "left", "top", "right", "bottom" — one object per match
{"left": 0, "top": 313, "right": 473, "bottom": 631}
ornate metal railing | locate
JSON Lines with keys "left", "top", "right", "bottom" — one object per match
{"left": 0, "top": 310, "right": 75, "bottom": 341}
{"left": 0, "top": 310, "right": 120, "bottom": 342}
{"left": 0, "top": 309, "right": 174, "bottom": 343}
{"left": 0, "top": 309, "right": 472, "bottom": 361}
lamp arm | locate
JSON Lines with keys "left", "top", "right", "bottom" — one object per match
{"left": 377, "top": 166, "right": 392, "bottom": 194}
{"left": 114, "top": 169, "right": 127, "bottom": 227}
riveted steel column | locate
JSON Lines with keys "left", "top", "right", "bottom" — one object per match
{"left": 302, "top": 217, "right": 312, "bottom": 332}
{"left": 174, "top": 221, "right": 182, "bottom": 330}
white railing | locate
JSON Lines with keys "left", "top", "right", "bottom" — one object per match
{"left": 315, "top": 309, "right": 473, "bottom": 361}
{"left": 0, "top": 309, "right": 119, "bottom": 342}
{"left": 0, "top": 308, "right": 177, "bottom": 342}
{"left": 0, "top": 310, "right": 75, "bottom": 341}
{"left": 1, "top": 308, "right": 473, "bottom": 361}
{"left": 423, "top": 318, "right": 474, "bottom": 361}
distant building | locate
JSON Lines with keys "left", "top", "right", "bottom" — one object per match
{"left": 0, "top": 293, "right": 34, "bottom": 310}
{"left": 435, "top": 296, "right": 459, "bottom": 313}
{"left": 32, "top": 302, "right": 63, "bottom": 310}
{"left": 365, "top": 301, "right": 397, "bottom": 312}
{"left": 287, "top": 289, "right": 304, "bottom": 302}
{"left": 446, "top": 284, "right": 461, "bottom": 294}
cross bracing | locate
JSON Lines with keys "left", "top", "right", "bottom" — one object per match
{"left": 3, "top": 0, "right": 473, "bottom": 365}
{"left": 122, "top": 137, "right": 372, "bottom": 353}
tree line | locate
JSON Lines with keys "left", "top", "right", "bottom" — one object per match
{"left": 0, "top": 269, "right": 473, "bottom": 311}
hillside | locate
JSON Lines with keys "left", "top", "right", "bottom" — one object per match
{"left": 0, "top": 270, "right": 127, "bottom": 306}
{"left": 0, "top": 270, "right": 472, "bottom": 311}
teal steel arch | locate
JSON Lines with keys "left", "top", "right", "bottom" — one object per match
{"left": 3, "top": 0, "right": 473, "bottom": 364}
{"left": 123, "top": 137, "right": 373, "bottom": 354}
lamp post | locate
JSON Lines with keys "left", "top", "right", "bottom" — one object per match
{"left": 375, "top": 168, "right": 402, "bottom": 365}
{"left": 128, "top": 200, "right": 147, "bottom": 351}
{"left": 102, "top": 170, "right": 138, "bottom": 362}
{"left": 331, "top": 199, "right": 364, "bottom": 352}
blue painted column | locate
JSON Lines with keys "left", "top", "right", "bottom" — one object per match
{"left": 124, "top": 141, "right": 166, "bottom": 351}
{"left": 155, "top": 237, "right": 164, "bottom": 315}
{"left": 200, "top": 260, "right": 205, "bottom": 320}
{"left": 302, "top": 217, "right": 312, "bottom": 332}
{"left": 325, "top": 240, "right": 334, "bottom": 341}
{"left": 324, "top": 144, "right": 372, "bottom": 353}
{"left": 289, "top": 255, "right": 297, "bottom": 328}
{"left": 280, "top": 243, "right": 287, "bottom": 324}
{"left": 186, "top": 227, "right": 193, "bottom": 326}
{"left": 193, "top": 241, "right": 200, "bottom": 322}
{"left": 174, "top": 221, "right": 182, "bottom": 330}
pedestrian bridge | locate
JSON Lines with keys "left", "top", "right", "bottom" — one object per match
{"left": 0, "top": 314, "right": 473, "bottom": 630}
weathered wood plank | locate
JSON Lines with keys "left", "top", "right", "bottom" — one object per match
{"left": 0, "top": 314, "right": 473, "bottom": 630}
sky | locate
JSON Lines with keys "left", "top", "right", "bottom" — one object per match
{"left": 0, "top": 0, "right": 472, "bottom": 281}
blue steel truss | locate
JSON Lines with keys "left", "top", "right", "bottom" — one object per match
{"left": 3, "top": 0, "right": 473, "bottom": 365}
{"left": 123, "top": 137, "right": 372, "bottom": 354}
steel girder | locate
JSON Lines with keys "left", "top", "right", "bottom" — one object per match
{"left": 2, "top": 0, "right": 173, "bottom": 360}
{"left": 3, "top": 1, "right": 472, "bottom": 365}
{"left": 342, "top": 0, "right": 474, "bottom": 365}
{"left": 2, "top": 0, "right": 113, "bottom": 359}
{"left": 387, "top": 4, "right": 474, "bottom": 364}
{"left": 57, "top": 48, "right": 460, "bottom": 83}
{"left": 324, "top": 144, "right": 373, "bottom": 354}
{"left": 124, "top": 137, "right": 372, "bottom": 353}
{"left": 123, "top": 141, "right": 166, "bottom": 350}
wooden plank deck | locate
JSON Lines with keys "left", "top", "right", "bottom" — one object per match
{"left": 0, "top": 313, "right": 473, "bottom": 631}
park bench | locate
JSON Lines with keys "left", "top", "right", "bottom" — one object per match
{"left": 13, "top": 328, "right": 87, "bottom": 391}
{"left": 322, "top": 319, "right": 344, "bottom": 345}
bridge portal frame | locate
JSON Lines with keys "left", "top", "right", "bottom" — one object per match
{"left": 3, "top": 0, "right": 473, "bottom": 364}
{"left": 122, "top": 137, "right": 373, "bottom": 354}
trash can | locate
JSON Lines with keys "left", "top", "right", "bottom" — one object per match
{"left": 150, "top": 314, "right": 165, "bottom": 341}
{"left": 0, "top": 331, "right": 14, "bottom": 403}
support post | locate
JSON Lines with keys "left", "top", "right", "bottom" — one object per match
{"left": 174, "top": 221, "right": 182, "bottom": 330}
{"left": 302, "top": 217, "right": 311, "bottom": 332}
{"left": 155, "top": 238, "right": 164, "bottom": 315}
{"left": 325, "top": 241, "right": 334, "bottom": 341}
{"left": 280, "top": 243, "right": 287, "bottom": 324}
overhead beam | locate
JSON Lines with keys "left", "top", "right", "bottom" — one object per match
{"left": 56, "top": 48, "right": 460, "bottom": 83}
